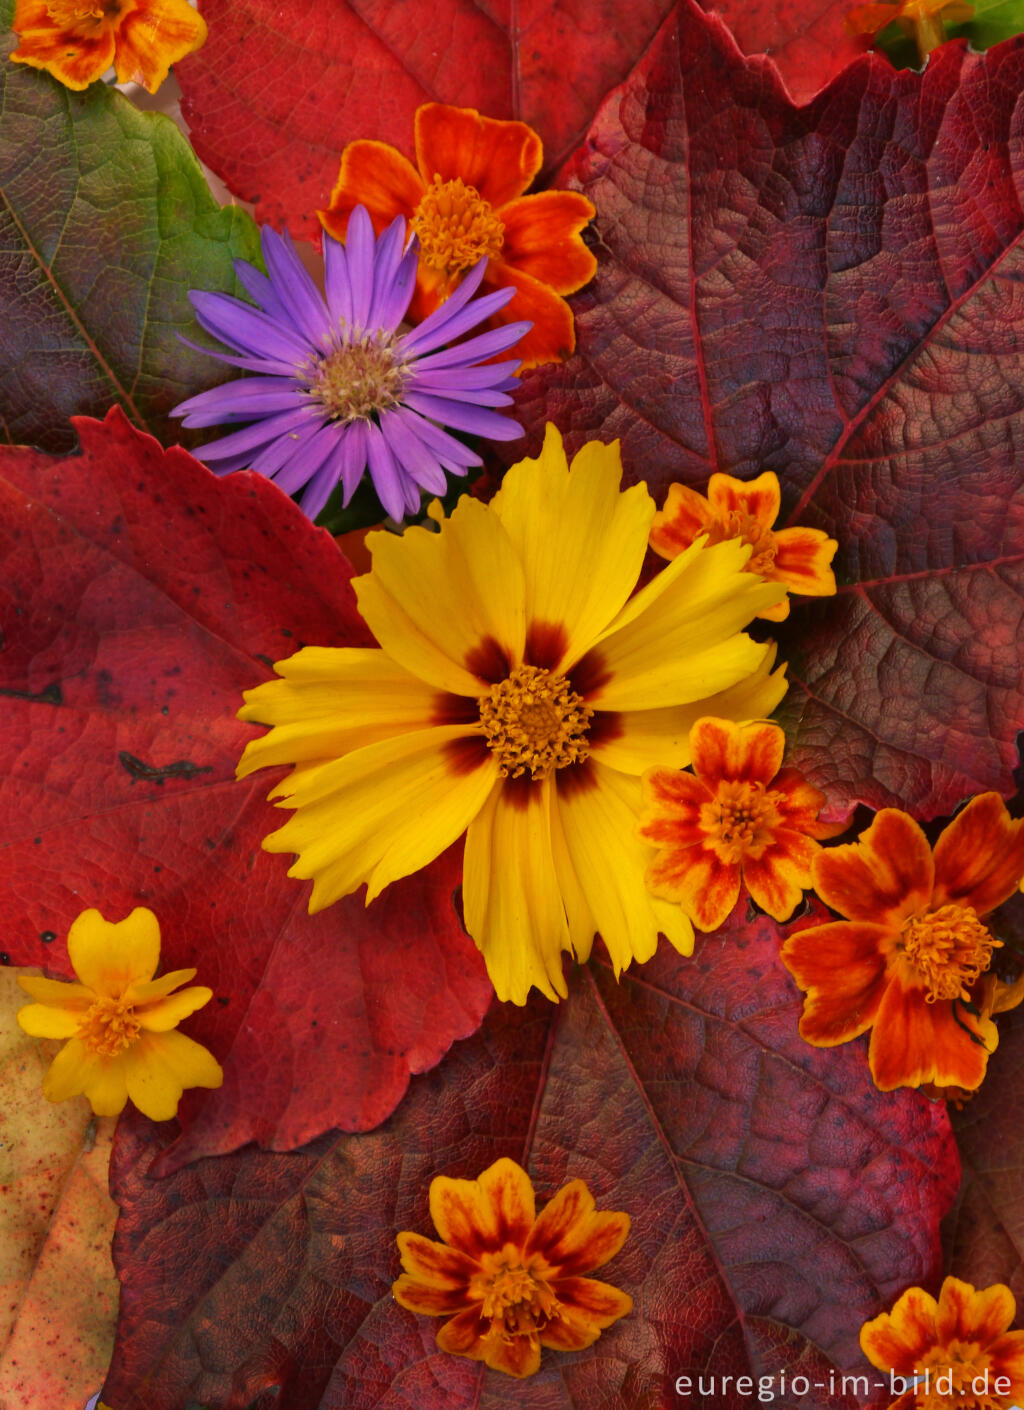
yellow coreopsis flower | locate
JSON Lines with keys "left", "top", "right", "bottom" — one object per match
{"left": 237, "top": 425, "right": 789, "bottom": 1004}
{"left": 17, "top": 907, "right": 223, "bottom": 1120}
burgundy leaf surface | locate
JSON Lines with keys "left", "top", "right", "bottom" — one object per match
{"left": 511, "top": 1, "right": 1024, "bottom": 821}
{"left": 699, "top": 0, "right": 871, "bottom": 104}
{"left": 174, "top": 0, "right": 677, "bottom": 239}
{"left": 101, "top": 907, "right": 958, "bottom": 1410}
{"left": 0, "top": 409, "right": 492, "bottom": 1169}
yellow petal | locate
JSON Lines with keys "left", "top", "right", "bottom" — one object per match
{"left": 80, "top": 1055, "right": 132, "bottom": 1117}
{"left": 17, "top": 1003, "right": 83, "bottom": 1039}
{"left": 39, "top": 1038, "right": 96, "bottom": 1102}
{"left": 136, "top": 986, "right": 213, "bottom": 1032}
{"left": 67, "top": 907, "right": 161, "bottom": 997}
{"left": 355, "top": 497, "right": 526, "bottom": 696}
{"left": 237, "top": 647, "right": 444, "bottom": 780}
{"left": 489, "top": 424, "right": 654, "bottom": 670}
{"left": 17, "top": 975, "right": 94, "bottom": 1005}
{"left": 430, "top": 1157, "right": 537, "bottom": 1256}
{"left": 549, "top": 781, "right": 596, "bottom": 962}
{"left": 263, "top": 725, "right": 498, "bottom": 911}
{"left": 556, "top": 763, "right": 693, "bottom": 974}
{"left": 125, "top": 968, "right": 198, "bottom": 1003}
{"left": 590, "top": 647, "right": 788, "bottom": 775}
{"left": 586, "top": 538, "right": 785, "bottom": 708}
{"left": 123, "top": 1032, "right": 222, "bottom": 1121}
{"left": 463, "top": 777, "right": 571, "bottom": 1004}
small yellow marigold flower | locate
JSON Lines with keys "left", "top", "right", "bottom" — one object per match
{"left": 17, "top": 907, "right": 222, "bottom": 1121}
{"left": 860, "top": 1276, "right": 1024, "bottom": 1408}
{"left": 393, "top": 1157, "right": 632, "bottom": 1378}
{"left": 649, "top": 471, "right": 837, "bottom": 622}
{"left": 10, "top": 0, "right": 207, "bottom": 93}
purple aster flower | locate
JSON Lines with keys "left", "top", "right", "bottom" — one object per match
{"left": 171, "top": 206, "right": 530, "bottom": 522}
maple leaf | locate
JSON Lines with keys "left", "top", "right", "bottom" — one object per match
{"left": 0, "top": 969, "right": 119, "bottom": 1410}
{"left": 97, "top": 907, "right": 958, "bottom": 1410}
{"left": 509, "top": 0, "right": 1024, "bottom": 822}
{"left": 0, "top": 410, "right": 492, "bottom": 1170}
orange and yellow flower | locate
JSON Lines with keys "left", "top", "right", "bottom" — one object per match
{"left": 650, "top": 471, "right": 837, "bottom": 622}
{"left": 320, "top": 103, "right": 597, "bottom": 369}
{"left": 860, "top": 1277, "right": 1024, "bottom": 1410}
{"left": 237, "top": 424, "right": 789, "bottom": 1005}
{"left": 845, "top": 0, "right": 972, "bottom": 49}
{"left": 10, "top": 0, "right": 207, "bottom": 92}
{"left": 393, "top": 1157, "right": 632, "bottom": 1378}
{"left": 17, "top": 907, "right": 223, "bottom": 1120}
{"left": 781, "top": 794, "right": 1024, "bottom": 1091}
{"left": 640, "top": 717, "right": 840, "bottom": 931}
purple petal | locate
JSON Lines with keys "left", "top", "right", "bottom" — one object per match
{"left": 405, "top": 297, "right": 522, "bottom": 359}
{"left": 195, "top": 406, "right": 322, "bottom": 462}
{"left": 399, "top": 258, "right": 490, "bottom": 353}
{"left": 272, "top": 420, "right": 342, "bottom": 497}
{"left": 338, "top": 419, "right": 369, "bottom": 504}
{"left": 234, "top": 260, "right": 290, "bottom": 324}
{"left": 251, "top": 422, "right": 320, "bottom": 478}
{"left": 365, "top": 421, "right": 407, "bottom": 520}
{"left": 401, "top": 391, "right": 521, "bottom": 440}
{"left": 176, "top": 332, "right": 301, "bottom": 379}
{"left": 411, "top": 359, "right": 521, "bottom": 389}
{"left": 323, "top": 232, "right": 353, "bottom": 329}
{"left": 261, "top": 226, "right": 333, "bottom": 350}
{"left": 399, "top": 410, "right": 481, "bottom": 468}
{"left": 346, "top": 206, "right": 375, "bottom": 328}
{"left": 379, "top": 409, "right": 447, "bottom": 496}
{"left": 299, "top": 441, "right": 346, "bottom": 522}
{"left": 370, "top": 228, "right": 418, "bottom": 334}
{"left": 190, "top": 291, "right": 313, "bottom": 363}
{"left": 173, "top": 377, "right": 303, "bottom": 428}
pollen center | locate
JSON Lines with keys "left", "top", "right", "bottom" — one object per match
{"left": 919, "top": 1340, "right": 1001, "bottom": 1410}
{"left": 901, "top": 903, "right": 1000, "bottom": 1004}
{"left": 77, "top": 995, "right": 141, "bottom": 1057}
{"left": 701, "top": 780, "right": 783, "bottom": 865}
{"left": 476, "top": 1257, "right": 560, "bottom": 1339}
{"left": 412, "top": 175, "right": 506, "bottom": 279}
{"left": 711, "top": 509, "right": 778, "bottom": 576}
{"left": 44, "top": 0, "right": 119, "bottom": 28}
{"left": 305, "top": 333, "right": 407, "bottom": 423}
{"left": 479, "top": 664, "right": 593, "bottom": 781}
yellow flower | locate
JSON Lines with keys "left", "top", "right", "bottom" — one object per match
{"left": 237, "top": 424, "right": 788, "bottom": 1004}
{"left": 17, "top": 907, "right": 223, "bottom": 1120}
{"left": 10, "top": 0, "right": 207, "bottom": 93}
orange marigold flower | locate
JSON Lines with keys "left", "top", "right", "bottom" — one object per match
{"left": 640, "top": 717, "right": 841, "bottom": 931}
{"left": 10, "top": 0, "right": 207, "bottom": 92}
{"left": 649, "top": 472, "right": 837, "bottom": 622}
{"left": 846, "top": 0, "right": 972, "bottom": 47}
{"left": 781, "top": 794, "right": 1024, "bottom": 1092}
{"left": 17, "top": 906, "right": 223, "bottom": 1120}
{"left": 320, "top": 103, "right": 597, "bottom": 369}
{"left": 393, "top": 1157, "right": 632, "bottom": 1378}
{"left": 860, "top": 1276, "right": 1024, "bottom": 1409}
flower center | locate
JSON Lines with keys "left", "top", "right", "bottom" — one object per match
{"left": 478, "top": 1259, "right": 560, "bottom": 1339}
{"left": 412, "top": 175, "right": 506, "bottom": 279}
{"left": 44, "top": 0, "right": 120, "bottom": 29}
{"left": 305, "top": 333, "right": 407, "bottom": 422}
{"left": 478, "top": 665, "right": 593, "bottom": 781}
{"left": 901, "top": 903, "right": 1000, "bottom": 1003}
{"left": 919, "top": 1340, "right": 1002, "bottom": 1410}
{"left": 710, "top": 509, "right": 778, "bottom": 576}
{"left": 701, "top": 780, "right": 783, "bottom": 865}
{"left": 77, "top": 995, "right": 141, "bottom": 1058}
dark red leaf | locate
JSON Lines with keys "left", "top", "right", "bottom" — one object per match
{"left": 510, "top": 1, "right": 1024, "bottom": 821}
{"left": 174, "top": 0, "right": 678, "bottom": 239}
{"left": 0, "top": 409, "right": 491, "bottom": 1168}
{"left": 100, "top": 906, "right": 958, "bottom": 1410}
{"left": 699, "top": 0, "right": 872, "bottom": 104}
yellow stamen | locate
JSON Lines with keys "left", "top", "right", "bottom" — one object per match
{"left": 901, "top": 903, "right": 1000, "bottom": 1004}
{"left": 701, "top": 779, "right": 783, "bottom": 864}
{"left": 77, "top": 994, "right": 141, "bottom": 1057}
{"left": 44, "top": 0, "right": 119, "bottom": 28}
{"left": 474, "top": 1255, "right": 560, "bottom": 1340}
{"left": 305, "top": 333, "right": 406, "bottom": 422}
{"left": 412, "top": 175, "right": 506, "bottom": 280}
{"left": 708, "top": 510, "right": 778, "bottom": 576}
{"left": 919, "top": 1340, "right": 1002, "bottom": 1410}
{"left": 479, "top": 664, "right": 592, "bottom": 780}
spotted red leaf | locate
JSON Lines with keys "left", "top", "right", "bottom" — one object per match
{"left": 98, "top": 905, "right": 958, "bottom": 1409}
{"left": 0, "top": 409, "right": 492, "bottom": 1169}
{"left": 510, "top": 1, "right": 1024, "bottom": 821}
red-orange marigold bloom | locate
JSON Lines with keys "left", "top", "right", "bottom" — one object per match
{"left": 860, "top": 1276, "right": 1024, "bottom": 1410}
{"left": 319, "top": 103, "right": 597, "bottom": 370}
{"left": 10, "top": 0, "right": 206, "bottom": 92}
{"left": 781, "top": 794, "right": 1024, "bottom": 1092}
{"left": 393, "top": 1157, "right": 632, "bottom": 1378}
{"left": 640, "top": 717, "right": 840, "bottom": 932}
{"left": 649, "top": 472, "right": 837, "bottom": 622}
{"left": 845, "top": 0, "right": 972, "bottom": 42}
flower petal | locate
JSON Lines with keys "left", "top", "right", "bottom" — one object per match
{"left": 525, "top": 1181, "right": 630, "bottom": 1276}
{"left": 931, "top": 791, "right": 1024, "bottom": 916}
{"left": 40, "top": 1038, "right": 103, "bottom": 1103}
{"left": 860, "top": 1286, "right": 939, "bottom": 1376}
{"left": 649, "top": 482, "right": 715, "bottom": 561}
{"left": 429, "top": 1157, "right": 536, "bottom": 1258}
{"left": 781, "top": 922, "right": 890, "bottom": 1045}
{"left": 319, "top": 140, "right": 423, "bottom": 244}
{"left": 772, "top": 526, "right": 838, "bottom": 597}
{"left": 17, "top": 1003, "right": 84, "bottom": 1039}
{"left": 811, "top": 810, "right": 933, "bottom": 925}
{"left": 11, "top": 26, "right": 115, "bottom": 89}
{"left": 648, "top": 843, "right": 740, "bottom": 933}
{"left": 742, "top": 833, "right": 818, "bottom": 922}
{"left": 707, "top": 470, "right": 781, "bottom": 527}
{"left": 548, "top": 1274, "right": 633, "bottom": 1331}
{"left": 126, "top": 969, "right": 198, "bottom": 1003}
{"left": 414, "top": 104, "right": 541, "bottom": 208}
{"left": 68, "top": 906, "right": 161, "bottom": 997}
{"left": 396, "top": 1231, "right": 479, "bottom": 1293}
{"left": 480, "top": 262, "right": 577, "bottom": 368}
{"left": 135, "top": 985, "right": 213, "bottom": 1032}
{"left": 498, "top": 191, "right": 597, "bottom": 294}
{"left": 124, "top": 1030, "right": 222, "bottom": 1121}
{"left": 113, "top": 0, "right": 207, "bottom": 91}
{"left": 868, "top": 980, "right": 997, "bottom": 1090}
{"left": 936, "top": 1277, "right": 1015, "bottom": 1347}
{"left": 78, "top": 1052, "right": 131, "bottom": 1116}
{"left": 690, "top": 717, "right": 784, "bottom": 789}
{"left": 17, "top": 975, "right": 94, "bottom": 1006}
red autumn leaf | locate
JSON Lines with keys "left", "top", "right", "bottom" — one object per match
{"left": 0, "top": 408, "right": 492, "bottom": 1170}
{"left": 511, "top": 1, "right": 1024, "bottom": 822}
{"left": 174, "top": 0, "right": 679, "bottom": 239}
{"left": 699, "top": 0, "right": 872, "bottom": 104}
{"left": 99, "top": 905, "right": 958, "bottom": 1410}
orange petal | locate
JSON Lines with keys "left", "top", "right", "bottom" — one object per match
{"left": 320, "top": 140, "right": 424, "bottom": 244}
{"left": 860, "top": 1286, "right": 939, "bottom": 1375}
{"left": 648, "top": 845, "right": 740, "bottom": 932}
{"left": 525, "top": 1181, "right": 630, "bottom": 1277}
{"left": 936, "top": 1277, "right": 1015, "bottom": 1346}
{"left": 845, "top": 3, "right": 902, "bottom": 36}
{"left": 811, "top": 809, "right": 933, "bottom": 924}
{"left": 639, "top": 766, "right": 711, "bottom": 847}
{"left": 770, "top": 767, "right": 843, "bottom": 838}
{"left": 988, "top": 1329, "right": 1024, "bottom": 1390}
{"left": 479, "top": 1323, "right": 542, "bottom": 1377}
{"left": 396, "top": 1231, "right": 479, "bottom": 1290}
{"left": 690, "top": 716, "right": 785, "bottom": 789}
{"left": 498, "top": 191, "right": 597, "bottom": 295}
{"left": 113, "top": 0, "right": 206, "bottom": 91}
{"left": 707, "top": 470, "right": 781, "bottom": 528}
{"left": 772, "top": 526, "right": 838, "bottom": 598}
{"left": 781, "top": 922, "right": 889, "bottom": 1044}
{"left": 868, "top": 980, "right": 997, "bottom": 1090}
{"left": 552, "top": 1274, "right": 633, "bottom": 1328}
{"left": 414, "top": 104, "right": 541, "bottom": 208}
{"left": 649, "top": 483, "right": 715, "bottom": 561}
{"left": 435, "top": 1306, "right": 490, "bottom": 1357}
{"left": 429, "top": 1158, "right": 535, "bottom": 1259}
{"left": 932, "top": 792, "right": 1024, "bottom": 916}
{"left": 481, "top": 261, "right": 577, "bottom": 368}
{"left": 742, "top": 833, "right": 818, "bottom": 921}
{"left": 11, "top": 25, "right": 115, "bottom": 88}
{"left": 392, "top": 1276, "right": 476, "bottom": 1317}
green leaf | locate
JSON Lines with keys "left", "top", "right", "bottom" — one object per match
{"left": 0, "top": 0, "right": 260, "bottom": 452}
